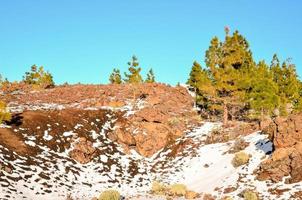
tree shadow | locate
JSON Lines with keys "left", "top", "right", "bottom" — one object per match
{"left": 6, "top": 113, "right": 24, "bottom": 126}
{"left": 255, "top": 138, "right": 274, "bottom": 155}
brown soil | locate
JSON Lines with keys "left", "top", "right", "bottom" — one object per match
{"left": 0, "top": 128, "right": 35, "bottom": 156}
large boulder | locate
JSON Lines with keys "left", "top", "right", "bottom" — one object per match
{"left": 258, "top": 112, "right": 302, "bottom": 183}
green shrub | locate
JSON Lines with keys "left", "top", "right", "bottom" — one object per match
{"left": 169, "top": 183, "right": 187, "bottom": 196}
{"left": 98, "top": 190, "right": 120, "bottom": 200}
{"left": 243, "top": 190, "right": 258, "bottom": 200}
{"left": 232, "top": 151, "right": 250, "bottom": 167}
{"left": 151, "top": 181, "right": 167, "bottom": 195}
{"left": 0, "top": 101, "right": 11, "bottom": 124}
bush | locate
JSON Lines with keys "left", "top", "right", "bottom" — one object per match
{"left": 0, "top": 101, "right": 11, "bottom": 124}
{"left": 228, "top": 138, "right": 249, "bottom": 153}
{"left": 98, "top": 190, "right": 120, "bottom": 200}
{"left": 243, "top": 190, "right": 258, "bottom": 200}
{"left": 232, "top": 151, "right": 250, "bottom": 167}
{"left": 151, "top": 181, "right": 167, "bottom": 195}
{"left": 169, "top": 183, "right": 187, "bottom": 196}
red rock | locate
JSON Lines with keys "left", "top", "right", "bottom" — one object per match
{"left": 69, "top": 137, "right": 96, "bottom": 164}
{"left": 258, "top": 112, "right": 302, "bottom": 183}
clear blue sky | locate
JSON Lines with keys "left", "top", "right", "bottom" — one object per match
{"left": 0, "top": 0, "right": 301, "bottom": 85}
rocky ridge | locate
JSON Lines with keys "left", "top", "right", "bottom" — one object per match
{"left": 1, "top": 83, "right": 201, "bottom": 159}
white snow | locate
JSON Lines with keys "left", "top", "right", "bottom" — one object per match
{"left": 1, "top": 121, "right": 302, "bottom": 200}
{"left": 63, "top": 131, "right": 74, "bottom": 137}
{"left": 43, "top": 130, "right": 53, "bottom": 141}
{"left": 25, "top": 140, "right": 36, "bottom": 147}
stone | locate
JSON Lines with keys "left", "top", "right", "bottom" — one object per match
{"left": 69, "top": 137, "right": 96, "bottom": 164}
{"left": 257, "top": 112, "right": 302, "bottom": 183}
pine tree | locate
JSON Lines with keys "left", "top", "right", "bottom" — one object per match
{"left": 0, "top": 101, "right": 11, "bottom": 124}
{"left": 23, "top": 65, "right": 54, "bottom": 88}
{"left": 187, "top": 61, "right": 215, "bottom": 105}
{"left": 205, "top": 29, "right": 255, "bottom": 125}
{"left": 270, "top": 55, "right": 300, "bottom": 115}
{"left": 109, "top": 68, "right": 122, "bottom": 84}
{"left": 124, "top": 55, "right": 143, "bottom": 83}
{"left": 145, "top": 68, "right": 155, "bottom": 83}
{"left": 247, "top": 61, "right": 280, "bottom": 119}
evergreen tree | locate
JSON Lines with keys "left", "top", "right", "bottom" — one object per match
{"left": 0, "top": 101, "right": 11, "bottom": 124}
{"left": 187, "top": 61, "right": 215, "bottom": 110}
{"left": 247, "top": 61, "right": 280, "bottom": 119}
{"left": 145, "top": 68, "right": 156, "bottom": 83}
{"left": 187, "top": 61, "right": 215, "bottom": 107}
{"left": 124, "top": 55, "right": 143, "bottom": 83}
{"left": 270, "top": 55, "right": 300, "bottom": 115}
{"left": 109, "top": 68, "right": 122, "bottom": 84}
{"left": 23, "top": 65, "right": 54, "bottom": 88}
{"left": 205, "top": 29, "right": 255, "bottom": 125}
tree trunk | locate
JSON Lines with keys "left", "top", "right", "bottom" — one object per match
{"left": 223, "top": 101, "right": 228, "bottom": 126}
{"left": 261, "top": 107, "right": 264, "bottom": 121}
{"left": 194, "top": 82, "right": 197, "bottom": 108}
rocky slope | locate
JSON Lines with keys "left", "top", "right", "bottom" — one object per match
{"left": 1, "top": 84, "right": 302, "bottom": 200}
{"left": 1, "top": 83, "right": 201, "bottom": 158}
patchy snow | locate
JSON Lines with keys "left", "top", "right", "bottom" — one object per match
{"left": 1, "top": 121, "right": 302, "bottom": 200}
{"left": 74, "top": 124, "right": 83, "bottom": 129}
{"left": 24, "top": 140, "right": 36, "bottom": 147}
{"left": 0, "top": 124, "right": 11, "bottom": 128}
{"left": 8, "top": 102, "right": 65, "bottom": 113}
{"left": 63, "top": 131, "right": 74, "bottom": 137}
{"left": 43, "top": 130, "right": 53, "bottom": 141}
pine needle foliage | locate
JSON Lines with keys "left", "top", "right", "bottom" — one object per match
{"left": 145, "top": 68, "right": 156, "bottom": 83}
{"left": 109, "top": 68, "right": 122, "bottom": 84}
{"left": 23, "top": 65, "right": 54, "bottom": 88}
{"left": 124, "top": 55, "right": 143, "bottom": 83}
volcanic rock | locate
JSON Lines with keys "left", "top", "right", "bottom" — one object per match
{"left": 258, "top": 112, "right": 302, "bottom": 183}
{"left": 69, "top": 137, "right": 97, "bottom": 164}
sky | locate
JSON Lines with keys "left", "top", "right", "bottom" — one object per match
{"left": 0, "top": 0, "right": 301, "bottom": 85}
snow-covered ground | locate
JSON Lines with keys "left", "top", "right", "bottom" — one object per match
{"left": 1, "top": 120, "right": 302, "bottom": 199}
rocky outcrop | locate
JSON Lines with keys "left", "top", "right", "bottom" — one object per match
{"left": 69, "top": 137, "right": 97, "bottom": 164}
{"left": 1, "top": 83, "right": 201, "bottom": 159}
{"left": 257, "top": 112, "right": 302, "bottom": 183}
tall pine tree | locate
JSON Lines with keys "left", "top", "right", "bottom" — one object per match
{"left": 247, "top": 61, "right": 280, "bottom": 119}
{"left": 270, "top": 55, "right": 300, "bottom": 115}
{"left": 205, "top": 29, "right": 255, "bottom": 125}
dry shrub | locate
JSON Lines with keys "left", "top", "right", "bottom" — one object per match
{"left": 228, "top": 138, "right": 249, "bottom": 153}
{"left": 232, "top": 151, "right": 250, "bottom": 167}
{"left": 151, "top": 181, "right": 167, "bottom": 195}
{"left": 98, "top": 190, "right": 120, "bottom": 200}
{"left": 168, "top": 183, "right": 187, "bottom": 196}
{"left": 242, "top": 190, "right": 258, "bottom": 200}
